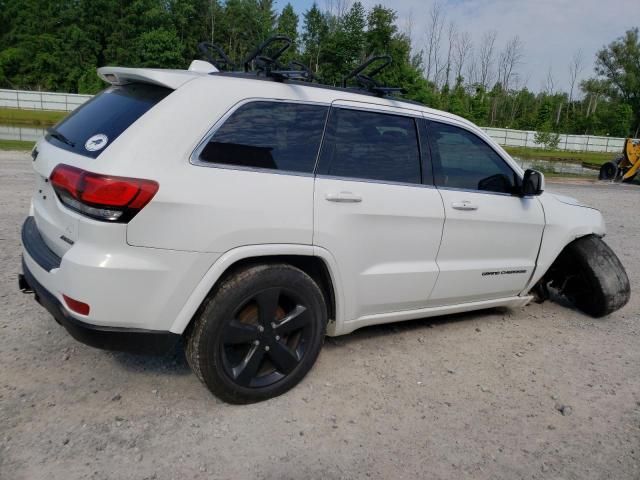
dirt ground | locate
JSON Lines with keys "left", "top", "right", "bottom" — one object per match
{"left": 1, "top": 150, "right": 638, "bottom": 480}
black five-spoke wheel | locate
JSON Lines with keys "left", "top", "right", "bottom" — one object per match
{"left": 221, "top": 288, "right": 312, "bottom": 388}
{"left": 185, "top": 263, "right": 327, "bottom": 404}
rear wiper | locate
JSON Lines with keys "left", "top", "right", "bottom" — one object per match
{"left": 47, "top": 127, "right": 75, "bottom": 147}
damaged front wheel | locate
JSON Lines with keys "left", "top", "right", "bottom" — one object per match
{"left": 542, "top": 235, "right": 630, "bottom": 317}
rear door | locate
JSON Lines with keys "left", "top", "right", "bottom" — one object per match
{"left": 313, "top": 103, "right": 445, "bottom": 322}
{"left": 425, "top": 119, "right": 545, "bottom": 304}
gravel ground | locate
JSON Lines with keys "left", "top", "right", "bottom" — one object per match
{"left": 1, "top": 150, "right": 639, "bottom": 480}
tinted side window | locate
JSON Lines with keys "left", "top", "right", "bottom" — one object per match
{"left": 318, "top": 108, "right": 421, "bottom": 184}
{"left": 428, "top": 122, "right": 516, "bottom": 193}
{"left": 199, "top": 101, "right": 328, "bottom": 173}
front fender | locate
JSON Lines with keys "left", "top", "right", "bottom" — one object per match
{"left": 522, "top": 192, "right": 605, "bottom": 292}
{"left": 169, "top": 244, "right": 345, "bottom": 336}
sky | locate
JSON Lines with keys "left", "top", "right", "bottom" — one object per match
{"left": 276, "top": 0, "right": 640, "bottom": 93}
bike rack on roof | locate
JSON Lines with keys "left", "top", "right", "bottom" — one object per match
{"left": 242, "top": 35, "right": 291, "bottom": 72}
{"left": 197, "top": 42, "right": 236, "bottom": 71}
{"left": 243, "top": 36, "right": 316, "bottom": 81}
{"left": 198, "top": 35, "right": 315, "bottom": 82}
{"left": 342, "top": 55, "right": 405, "bottom": 97}
{"left": 196, "top": 36, "right": 404, "bottom": 97}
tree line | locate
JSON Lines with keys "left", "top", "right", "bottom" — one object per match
{"left": 0, "top": 0, "right": 638, "bottom": 137}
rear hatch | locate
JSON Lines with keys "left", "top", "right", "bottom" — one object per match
{"left": 31, "top": 82, "right": 172, "bottom": 259}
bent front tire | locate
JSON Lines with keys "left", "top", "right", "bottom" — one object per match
{"left": 185, "top": 263, "right": 327, "bottom": 404}
{"left": 561, "top": 235, "right": 630, "bottom": 317}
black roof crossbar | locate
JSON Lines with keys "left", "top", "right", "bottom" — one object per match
{"left": 197, "top": 42, "right": 236, "bottom": 71}
{"left": 268, "top": 61, "right": 316, "bottom": 82}
{"left": 342, "top": 55, "right": 405, "bottom": 97}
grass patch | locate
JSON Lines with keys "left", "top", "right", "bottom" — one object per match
{"left": 503, "top": 146, "right": 614, "bottom": 165}
{"left": 0, "top": 107, "right": 67, "bottom": 127}
{"left": 0, "top": 139, "right": 35, "bottom": 151}
{"left": 541, "top": 171, "right": 594, "bottom": 179}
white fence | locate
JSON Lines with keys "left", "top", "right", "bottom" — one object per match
{"left": 481, "top": 127, "right": 628, "bottom": 153}
{"left": 0, "top": 88, "right": 634, "bottom": 152}
{"left": 0, "top": 125, "right": 45, "bottom": 142}
{"left": 0, "top": 88, "right": 91, "bottom": 111}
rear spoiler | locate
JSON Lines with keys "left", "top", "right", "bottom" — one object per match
{"left": 97, "top": 67, "right": 205, "bottom": 90}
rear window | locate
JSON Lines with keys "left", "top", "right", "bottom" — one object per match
{"left": 46, "top": 83, "right": 171, "bottom": 158}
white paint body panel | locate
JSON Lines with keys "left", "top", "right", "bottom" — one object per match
{"left": 314, "top": 177, "right": 445, "bottom": 322}
{"left": 127, "top": 168, "right": 315, "bottom": 252}
{"left": 23, "top": 68, "right": 606, "bottom": 337}
{"left": 523, "top": 193, "right": 605, "bottom": 293}
{"left": 431, "top": 189, "right": 545, "bottom": 304}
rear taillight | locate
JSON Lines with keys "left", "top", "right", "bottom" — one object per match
{"left": 50, "top": 164, "right": 158, "bottom": 222}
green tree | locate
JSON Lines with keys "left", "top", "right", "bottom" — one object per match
{"left": 277, "top": 3, "right": 299, "bottom": 64}
{"left": 595, "top": 28, "right": 640, "bottom": 136}
{"left": 256, "top": 0, "right": 277, "bottom": 42}
{"left": 0, "top": 0, "right": 637, "bottom": 139}
{"left": 342, "top": 2, "right": 366, "bottom": 67}
{"left": 365, "top": 4, "right": 396, "bottom": 55}
{"left": 301, "top": 3, "right": 328, "bottom": 74}
{"left": 135, "top": 29, "right": 185, "bottom": 68}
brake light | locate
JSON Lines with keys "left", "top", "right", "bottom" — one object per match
{"left": 50, "top": 164, "right": 158, "bottom": 222}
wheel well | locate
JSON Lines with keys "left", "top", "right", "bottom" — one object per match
{"left": 532, "top": 234, "right": 595, "bottom": 300}
{"left": 209, "top": 255, "right": 336, "bottom": 322}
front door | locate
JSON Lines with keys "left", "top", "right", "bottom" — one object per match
{"left": 425, "top": 119, "right": 545, "bottom": 305}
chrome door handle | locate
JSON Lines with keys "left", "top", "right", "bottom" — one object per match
{"left": 325, "top": 192, "right": 362, "bottom": 203}
{"left": 451, "top": 201, "right": 478, "bottom": 211}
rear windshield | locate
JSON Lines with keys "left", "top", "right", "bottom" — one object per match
{"left": 46, "top": 83, "right": 172, "bottom": 158}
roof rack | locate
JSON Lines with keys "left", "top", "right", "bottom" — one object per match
{"left": 195, "top": 36, "right": 407, "bottom": 98}
{"left": 342, "top": 56, "right": 405, "bottom": 97}
{"left": 242, "top": 35, "right": 290, "bottom": 72}
{"left": 197, "top": 42, "right": 236, "bottom": 71}
{"left": 242, "top": 36, "right": 315, "bottom": 82}
{"left": 198, "top": 36, "right": 315, "bottom": 82}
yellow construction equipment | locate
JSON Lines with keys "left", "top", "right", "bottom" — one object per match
{"left": 599, "top": 138, "right": 640, "bottom": 182}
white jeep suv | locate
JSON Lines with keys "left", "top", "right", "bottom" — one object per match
{"left": 19, "top": 46, "right": 630, "bottom": 403}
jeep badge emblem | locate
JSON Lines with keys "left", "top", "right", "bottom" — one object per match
{"left": 85, "top": 134, "right": 108, "bottom": 152}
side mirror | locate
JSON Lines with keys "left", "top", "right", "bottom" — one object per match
{"left": 521, "top": 169, "right": 544, "bottom": 196}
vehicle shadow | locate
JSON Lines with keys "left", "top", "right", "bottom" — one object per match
{"left": 107, "top": 308, "right": 506, "bottom": 371}
{"left": 105, "top": 301, "right": 576, "bottom": 375}
{"left": 108, "top": 342, "right": 191, "bottom": 376}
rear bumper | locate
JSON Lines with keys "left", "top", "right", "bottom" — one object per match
{"left": 20, "top": 214, "right": 219, "bottom": 334}
{"left": 20, "top": 258, "right": 179, "bottom": 354}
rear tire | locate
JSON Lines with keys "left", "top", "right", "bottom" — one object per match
{"left": 557, "top": 235, "right": 630, "bottom": 317}
{"left": 185, "top": 263, "right": 327, "bottom": 404}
